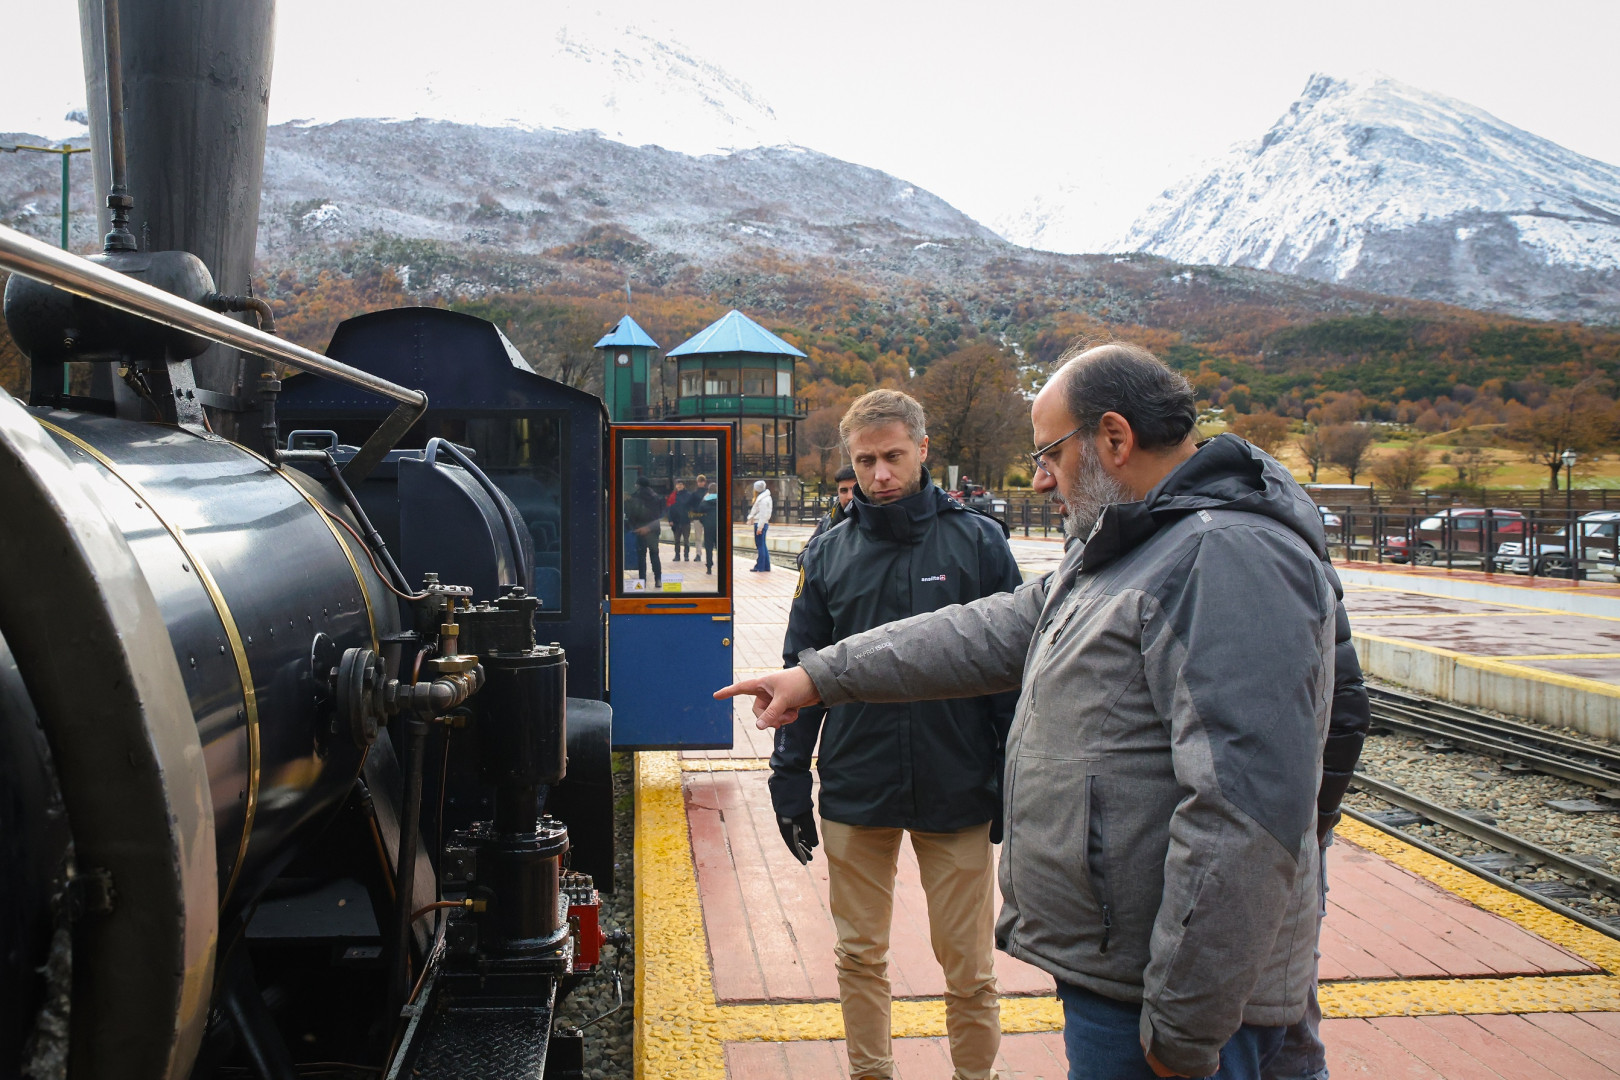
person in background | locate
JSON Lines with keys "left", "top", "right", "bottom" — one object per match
{"left": 797, "top": 464, "right": 858, "bottom": 568}
{"left": 701, "top": 480, "right": 720, "bottom": 573}
{"left": 772, "top": 389, "right": 1021, "bottom": 1080}
{"left": 748, "top": 479, "right": 774, "bottom": 572}
{"left": 668, "top": 479, "right": 695, "bottom": 562}
{"left": 627, "top": 476, "right": 664, "bottom": 588}
{"left": 691, "top": 473, "right": 710, "bottom": 556}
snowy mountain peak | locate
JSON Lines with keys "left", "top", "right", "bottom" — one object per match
{"left": 269, "top": 10, "right": 790, "bottom": 158}
{"left": 1115, "top": 72, "right": 1620, "bottom": 323}
{"left": 535, "top": 19, "right": 786, "bottom": 154}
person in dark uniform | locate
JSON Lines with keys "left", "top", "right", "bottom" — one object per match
{"left": 668, "top": 479, "right": 694, "bottom": 562}
{"left": 626, "top": 476, "right": 664, "bottom": 588}
{"left": 771, "top": 389, "right": 1021, "bottom": 1080}
{"left": 797, "top": 464, "right": 858, "bottom": 568}
{"left": 700, "top": 480, "right": 720, "bottom": 573}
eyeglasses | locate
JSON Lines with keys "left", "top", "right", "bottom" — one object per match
{"left": 1029, "top": 426, "right": 1082, "bottom": 477}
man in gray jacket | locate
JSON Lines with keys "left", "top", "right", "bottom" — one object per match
{"left": 718, "top": 343, "right": 1337, "bottom": 1080}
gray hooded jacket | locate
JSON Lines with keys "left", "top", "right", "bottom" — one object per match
{"left": 795, "top": 434, "right": 1337, "bottom": 1077}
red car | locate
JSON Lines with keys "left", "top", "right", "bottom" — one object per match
{"left": 1382, "top": 508, "right": 1525, "bottom": 565}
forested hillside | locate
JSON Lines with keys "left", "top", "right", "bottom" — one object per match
{"left": 5, "top": 243, "right": 1618, "bottom": 489}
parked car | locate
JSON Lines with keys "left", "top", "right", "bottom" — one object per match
{"left": 949, "top": 479, "right": 1009, "bottom": 519}
{"left": 1496, "top": 511, "right": 1620, "bottom": 577}
{"left": 1382, "top": 508, "right": 1525, "bottom": 565}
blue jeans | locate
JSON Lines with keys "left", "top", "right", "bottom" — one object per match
{"left": 753, "top": 523, "right": 771, "bottom": 570}
{"left": 1058, "top": 982, "right": 1284, "bottom": 1080}
{"left": 1265, "top": 835, "right": 1331, "bottom": 1080}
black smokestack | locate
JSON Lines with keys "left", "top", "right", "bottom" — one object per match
{"left": 78, "top": 0, "right": 276, "bottom": 440}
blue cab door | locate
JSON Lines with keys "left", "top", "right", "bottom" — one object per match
{"left": 607, "top": 425, "right": 734, "bottom": 749}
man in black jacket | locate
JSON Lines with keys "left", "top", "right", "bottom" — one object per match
{"left": 668, "top": 479, "right": 695, "bottom": 562}
{"left": 771, "top": 389, "right": 1021, "bottom": 1080}
{"left": 625, "top": 476, "right": 664, "bottom": 587}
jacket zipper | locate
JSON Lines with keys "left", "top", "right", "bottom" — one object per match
{"left": 1086, "top": 775, "right": 1114, "bottom": 955}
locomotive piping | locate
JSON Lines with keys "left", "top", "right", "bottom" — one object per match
{"left": 423, "top": 437, "right": 530, "bottom": 587}
{"left": 0, "top": 224, "right": 426, "bottom": 408}
{"left": 38, "top": 418, "right": 263, "bottom": 911}
{"left": 98, "top": 0, "right": 135, "bottom": 252}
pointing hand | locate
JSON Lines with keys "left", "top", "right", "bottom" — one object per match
{"left": 713, "top": 667, "right": 821, "bottom": 729}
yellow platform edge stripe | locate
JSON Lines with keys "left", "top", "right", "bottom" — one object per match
{"left": 635, "top": 754, "right": 1620, "bottom": 1078}
{"left": 1353, "top": 630, "right": 1620, "bottom": 700}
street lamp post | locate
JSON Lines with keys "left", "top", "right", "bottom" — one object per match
{"left": 0, "top": 143, "right": 90, "bottom": 249}
{"left": 1562, "top": 448, "right": 1578, "bottom": 581}
{"left": 2, "top": 142, "right": 90, "bottom": 396}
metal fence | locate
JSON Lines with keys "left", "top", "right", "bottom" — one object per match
{"left": 742, "top": 488, "right": 1615, "bottom": 581}
{"left": 1319, "top": 504, "right": 1614, "bottom": 581}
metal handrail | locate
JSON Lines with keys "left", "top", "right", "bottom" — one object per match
{"left": 0, "top": 223, "right": 424, "bottom": 409}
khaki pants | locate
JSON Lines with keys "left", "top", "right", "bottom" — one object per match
{"left": 822, "top": 819, "right": 1001, "bottom": 1080}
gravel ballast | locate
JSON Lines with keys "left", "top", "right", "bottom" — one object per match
{"left": 552, "top": 752, "right": 636, "bottom": 1080}
{"left": 1347, "top": 680, "right": 1620, "bottom": 925}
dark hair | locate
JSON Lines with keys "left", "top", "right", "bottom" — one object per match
{"left": 834, "top": 465, "right": 857, "bottom": 483}
{"left": 1057, "top": 342, "right": 1196, "bottom": 451}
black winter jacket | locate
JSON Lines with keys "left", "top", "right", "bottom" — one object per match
{"left": 770, "top": 471, "right": 1022, "bottom": 832}
{"left": 794, "top": 501, "right": 849, "bottom": 568}
{"left": 1322, "top": 604, "right": 1370, "bottom": 839}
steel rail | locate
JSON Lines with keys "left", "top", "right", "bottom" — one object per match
{"left": 1370, "top": 686, "right": 1620, "bottom": 771}
{"left": 1351, "top": 771, "right": 1620, "bottom": 901}
{"left": 1341, "top": 805, "right": 1620, "bottom": 942}
{"left": 0, "top": 223, "right": 425, "bottom": 408}
{"left": 1368, "top": 702, "right": 1620, "bottom": 791}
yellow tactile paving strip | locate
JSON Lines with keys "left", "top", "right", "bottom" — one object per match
{"left": 635, "top": 753, "right": 1620, "bottom": 1079}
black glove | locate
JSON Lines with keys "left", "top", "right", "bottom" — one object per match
{"left": 777, "top": 811, "right": 820, "bottom": 864}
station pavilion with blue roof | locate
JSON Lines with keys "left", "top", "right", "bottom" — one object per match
{"left": 664, "top": 310, "right": 807, "bottom": 478}
{"left": 595, "top": 315, "right": 662, "bottom": 423}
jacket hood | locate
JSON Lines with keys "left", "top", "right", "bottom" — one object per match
{"left": 1080, "top": 433, "right": 1327, "bottom": 571}
{"left": 847, "top": 466, "right": 954, "bottom": 544}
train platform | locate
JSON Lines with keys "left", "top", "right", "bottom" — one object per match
{"left": 1337, "top": 563, "right": 1620, "bottom": 741}
{"left": 634, "top": 554, "right": 1620, "bottom": 1079}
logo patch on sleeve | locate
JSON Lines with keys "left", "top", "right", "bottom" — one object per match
{"left": 920, "top": 573, "right": 948, "bottom": 583}
{"left": 793, "top": 566, "right": 806, "bottom": 599}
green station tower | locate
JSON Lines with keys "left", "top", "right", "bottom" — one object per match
{"left": 595, "top": 315, "right": 660, "bottom": 422}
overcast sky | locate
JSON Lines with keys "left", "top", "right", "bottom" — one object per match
{"left": 4, "top": 0, "right": 1616, "bottom": 250}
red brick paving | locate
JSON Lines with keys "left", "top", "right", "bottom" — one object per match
{"left": 698, "top": 556, "right": 1617, "bottom": 1078}
{"left": 725, "top": 1033, "right": 1068, "bottom": 1079}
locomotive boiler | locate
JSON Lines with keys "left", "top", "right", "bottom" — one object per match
{"left": 0, "top": 1, "right": 621, "bottom": 1077}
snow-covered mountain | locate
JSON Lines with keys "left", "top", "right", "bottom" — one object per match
{"left": 265, "top": 10, "right": 788, "bottom": 158}
{"left": 1116, "top": 73, "right": 1620, "bottom": 323}
{"left": 252, "top": 119, "right": 1000, "bottom": 273}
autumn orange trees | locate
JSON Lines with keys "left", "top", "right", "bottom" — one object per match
{"left": 912, "top": 343, "right": 1028, "bottom": 485}
{"left": 1504, "top": 381, "right": 1617, "bottom": 489}
{"left": 1229, "top": 413, "right": 1289, "bottom": 455}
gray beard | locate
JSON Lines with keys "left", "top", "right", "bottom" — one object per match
{"left": 1063, "top": 439, "right": 1134, "bottom": 540}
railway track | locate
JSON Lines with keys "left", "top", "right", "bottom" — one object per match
{"left": 1366, "top": 685, "right": 1620, "bottom": 791}
{"left": 1353, "top": 686, "right": 1620, "bottom": 938}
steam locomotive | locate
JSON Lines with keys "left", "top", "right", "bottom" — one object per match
{"left": 0, "top": 2, "right": 734, "bottom": 1078}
